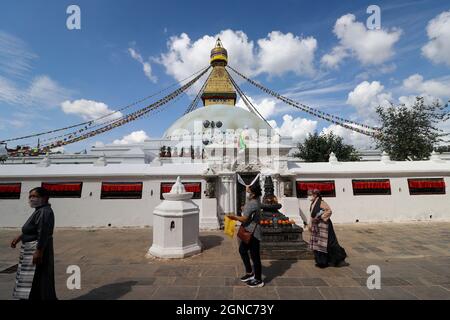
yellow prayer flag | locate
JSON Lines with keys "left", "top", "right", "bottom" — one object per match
{"left": 224, "top": 216, "right": 236, "bottom": 238}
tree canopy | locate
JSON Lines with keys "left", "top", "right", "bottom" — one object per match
{"left": 375, "top": 97, "right": 449, "bottom": 161}
{"left": 294, "top": 132, "right": 359, "bottom": 162}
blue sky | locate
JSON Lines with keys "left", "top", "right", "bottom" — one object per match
{"left": 0, "top": 0, "right": 449, "bottom": 152}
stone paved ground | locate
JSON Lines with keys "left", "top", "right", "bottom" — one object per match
{"left": 0, "top": 222, "right": 449, "bottom": 300}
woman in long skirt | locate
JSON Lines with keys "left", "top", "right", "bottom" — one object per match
{"left": 11, "top": 187, "right": 57, "bottom": 300}
{"left": 307, "top": 189, "right": 348, "bottom": 268}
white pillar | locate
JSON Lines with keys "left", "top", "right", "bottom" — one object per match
{"left": 220, "top": 175, "right": 231, "bottom": 215}
{"left": 228, "top": 175, "right": 233, "bottom": 215}
{"left": 200, "top": 197, "right": 219, "bottom": 230}
{"left": 229, "top": 176, "right": 236, "bottom": 214}
{"left": 224, "top": 177, "right": 230, "bottom": 214}
{"left": 273, "top": 174, "right": 281, "bottom": 199}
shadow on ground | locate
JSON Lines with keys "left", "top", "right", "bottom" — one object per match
{"left": 263, "top": 260, "right": 297, "bottom": 284}
{"left": 73, "top": 281, "right": 138, "bottom": 300}
{"left": 199, "top": 235, "right": 223, "bottom": 251}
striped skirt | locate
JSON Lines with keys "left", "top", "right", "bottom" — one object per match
{"left": 13, "top": 240, "right": 37, "bottom": 300}
{"left": 309, "top": 221, "right": 329, "bottom": 253}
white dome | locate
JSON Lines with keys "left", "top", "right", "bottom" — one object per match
{"left": 164, "top": 104, "right": 272, "bottom": 139}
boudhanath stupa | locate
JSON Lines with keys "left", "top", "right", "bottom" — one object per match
{"left": 0, "top": 40, "right": 449, "bottom": 228}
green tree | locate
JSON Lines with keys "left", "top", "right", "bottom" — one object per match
{"left": 294, "top": 132, "right": 359, "bottom": 162}
{"left": 375, "top": 97, "right": 449, "bottom": 161}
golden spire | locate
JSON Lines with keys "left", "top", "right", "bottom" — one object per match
{"left": 201, "top": 39, "right": 236, "bottom": 107}
{"left": 210, "top": 38, "right": 228, "bottom": 66}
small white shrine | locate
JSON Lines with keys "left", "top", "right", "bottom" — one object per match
{"left": 148, "top": 177, "right": 202, "bottom": 259}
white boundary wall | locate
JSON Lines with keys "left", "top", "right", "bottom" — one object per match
{"left": 0, "top": 160, "right": 449, "bottom": 227}
{"left": 291, "top": 160, "right": 450, "bottom": 224}
{"left": 297, "top": 176, "right": 450, "bottom": 224}
{"left": 0, "top": 177, "right": 205, "bottom": 228}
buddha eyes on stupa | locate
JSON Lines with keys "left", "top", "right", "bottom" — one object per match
{"left": 203, "top": 120, "right": 223, "bottom": 128}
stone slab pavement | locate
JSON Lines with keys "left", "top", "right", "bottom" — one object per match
{"left": 0, "top": 222, "right": 449, "bottom": 300}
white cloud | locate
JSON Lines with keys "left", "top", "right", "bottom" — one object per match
{"left": 236, "top": 96, "right": 278, "bottom": 119}
{"left": 321, "top": 124, "right": 375, "bottom": 150}
{"left": 422, "top": 11, "right": 450, "bottom": 66}
{"left": 269, "top": 114, "right": 317, "bottom": 142}
{"left": 9, "top": 119, "right": 26, "bottom": 128}
{"left": 0, "top": 30, "right": 37, "bottom": 77}
{"left": 159, "top": 30, "right": 255, "bottom": 83}
{"left": 113, "top": 130, "right": 150, "bottom": 145}
{"left": 0, "top": 111, "right": 50, "bottom": 133}
{"left": 321, "top": 46, "right": 349, "bottom": 69}
{"left": 337, "top": 75, "right": 450, "bottom": 143}
{"left": 0, "top": 32, "right": 71, "bottom": 109}
{"left": 25, "top": 76, "right": 71, "bottom": 108}
{"left": 128, "top": 48, "right": 157, "bottom": 83}
{"left": 347, "top": 81, "right": 392, "bottom": 116}
{"left": 0, "top": 75, "right": 71, "bottom": 108}
{"left": 398, "top": 94, "right": 441, "bottom": 108}
{"left": 379, "top": 63, "right": 397, "bottom": 74}
{"left": 402, "top": 74, "right": 450, "bottom": 99}
{"left": 399, "top": 74, "right": 450, "bottom": 108}
{"left": 0, "top": 76, "right": 21, "bottom": 105}
{"left": 257, "top": 31, "right": 317, "bottom": 76}
{"left": 61, "top": 99, "right": 123, "bottom": 122}
{"left": 288, "top": 82, "right": 355, "bottom": 98}
{"left": 0, "top": 117, "right": 26, "bottom": 131}
{"left": 438, "top": 119, "right": 450, "bottom": 139}
{"left": 158, "top": 29, "right": 318, "bottom": 84}
{"left": 322, "top": 14, "right": 401, "bottom": 68}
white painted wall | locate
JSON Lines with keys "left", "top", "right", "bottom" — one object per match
{"left": 297, "top": 176, "right": 450, "bottom": 224}
{"left": 0, "top": 177, "right": 204, "bottom": 228}
{"left": 1, "top": 160, "right": 449, "bottom": 228}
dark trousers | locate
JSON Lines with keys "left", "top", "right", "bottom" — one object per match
{"left": 239, "top": 237, "right": 262, "bottom": 281}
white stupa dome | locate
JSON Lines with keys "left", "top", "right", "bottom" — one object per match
{"left": 164, "top": 104, "right": 272, "bottom": 140}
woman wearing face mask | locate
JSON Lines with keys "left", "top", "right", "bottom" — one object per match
{"left": 307, "top": 189, "right": 348, "bottom": 269}
{"left": 227, "top": 183, "right": 263, "bottom": 288}
{"left": 10, "top": 187, "right": 57, "bottom": 300}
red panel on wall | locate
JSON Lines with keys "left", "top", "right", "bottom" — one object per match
{"left": 102, "top": 183, "right": 143, "bottom": 193}
{"left": 296, "top": 181, "right": 336, "bottom": 198}
{"left": 352, "top": 179, "right": 391, "bottom": 195}
{"left": 42, "top": 182, "right": 83, "bottom": 198}
{"left": 0, "top": 183, "right": 21, "bottom": 199}
{"left": 160, "top": 182, "right": 201, "bottom": 199}
{"left": 408, "top": 178, "right": 445, "bottom": 195}
{"left": 101, "top": 182, "right": 143, "bottom": 199}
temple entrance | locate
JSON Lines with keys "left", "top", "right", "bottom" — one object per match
{"left": 236, "top": 172, "right": 259, "bottom": 216}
